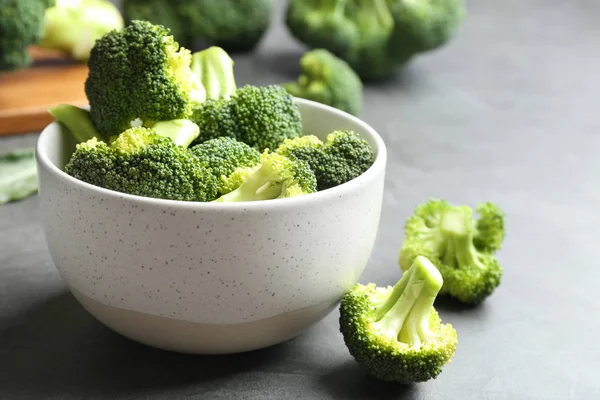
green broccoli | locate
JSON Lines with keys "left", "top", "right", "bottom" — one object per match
{"left": 0, "top": 0, "right": 52, "bottom": 71}
{"left": 285, "top": 0, "right": 466, "bottom": 80}
{"left": 339, "top": 255, "right": 458, "bottom": 383}
{"left": 189, "top": 137, "right": 261, "bottom": 194}
{"left": 38, "top": 0, "right": 124, "bottom": 62}
{"left": 282, "top": 49, "right": 363, "bottom": 116}
{"left": 122, "top": 0, "right": 189, "bottom": 46}
{"left": 150, "top": 119, "right": 200, "bottom": 148}
{"left": 192, "top": 84, "right": 303, "bottom": 151}
{"left": 231, "top": 85, "right": 303, "bottom": 151}
{"left": 399, "top": 199, "right": 506, "bottom": 305}
{"left": 214, "top": 150, "right": 317, "bottom": 202}
{"left": 65, "top": 126, "right": 218, "bottom": 201}
{"left": 178, "top": 0, "right": 274, "bottom": 53}
{"left": 84, "top": 20, "right": 204, "bottom": 137}
{"left": 276, "top": 130, "right": 374, "bottom": 191}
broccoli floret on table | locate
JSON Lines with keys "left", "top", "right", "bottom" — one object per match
{"left": 285, "top": 0, "right": 466, "bottom": 80}
{"left": 0, "top": 0, "right": 52, "bottom": 71}
{"left": 339, "top": 255, "right": 458, "bottom": 383}
{"left": 282, "top": 49, "right": 363, "bottom": 116}
{"left": 399, "top": 199, "right": 506, "bottom": 305}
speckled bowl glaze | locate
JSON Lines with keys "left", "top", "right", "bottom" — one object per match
{"left": 35, "top": 99, "right": 387, "bottom": 354}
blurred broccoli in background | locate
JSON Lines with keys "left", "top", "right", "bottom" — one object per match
{"left": 38, "top": 0, "right": 124, "bottom": 62}
{"left": 281, "top": 49, "right": 363, "bottom": 116}
{"left": 122, "top": 0, "right": 274, "bottom": 53}
{"left": 285, "top": 0, "right": 466, "bottom": 80}
{"left": 0, "top": 0, "right": 52, "bottom": 71}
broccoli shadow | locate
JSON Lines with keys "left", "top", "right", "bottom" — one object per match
{"left": 434, "top": 295, "right": 485, "bottom": 313}
{"left": 318, "top": 360, "right": 419, "bottom": 400}
{"left": 0, "top": 291, "right": 286, "bottom": 399}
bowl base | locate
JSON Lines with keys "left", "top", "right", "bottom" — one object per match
{"left": 70, "top": 287, "right": 337, "bottom": 354}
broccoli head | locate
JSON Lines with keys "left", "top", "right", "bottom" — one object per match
{"left": 189, "top": 137, "right": 261, "bottom": 194}
{"left": 38, "top": 0, "right": 124, "bottom": 62}
{"left": 65, "top": 126, "right": 218, "bottom": 201}
{"left": 85, "top": 20, "right": 204, "bottom": 137}
{"left": 0, "top": 0, "right": 52, "bottom": 71}
{"left": 276, "top": 130, "right": 374, "bottom": 191}
{"left": 178, "top": 0, "right": 274, "bottom": 53}
{"left": 192, "top": 84, "right": 303, "bottom": 152}
{"left": 285, "top": 0, "right": 466, "bottom": 80}
{"left": 214, "top": 150, "right": 317, "bottom": 202}
{"left": 122, "top": 0, "right": 189, "bottom": 46}
{"left": 339, "top": 255, "right": 458, "bottom": 383}
{"left": 399, "top": 199, "right": 506, "bottom": 305}
{"left": 282, "top": 49, "right": 363, "bottom": 116}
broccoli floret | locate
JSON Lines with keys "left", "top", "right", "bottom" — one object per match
{"left": 339, "top": 255, "right": 458, "bottom": 383}
{"left": 0, "top": 0, "right": 52, "bottom": 71}
{"left": 85, "top": 20, "right": 204, "bottom": 137}
{"left": 65, "top": 126, "right": 218, "bottom": 201}
{"left": 38, "top": 0, "right": 124, "bottom": 62}
{"left": 231, "top": 85, "right": 303, "bottom": 151}
{"left": 214, "top": 151, "right": 316, "bottom": 202}
{"left": 189, "top": 137, "right": 261, "bottom": 193}
{"left": 122, "top": 0, "right": 189, "bottom": 46}
{"left": 192, "top": 84, "right": 303, "bottom": 151}
{"left": 48, "top": 104, "right": 105, "bottom": 143}
{"left": 285, "top": 0, "right": 466, "bottom": 80}
{"left": 276, "top": 130, "right": 374, "bottom": 191}
{"left": 282, "top": 49, "right": 363, "bottom": 116}
{"left": 399, "top": 199, "right": 506, "bottom": 305}
{"left": 177, "top": 0, "right": 274, "bottom": 53}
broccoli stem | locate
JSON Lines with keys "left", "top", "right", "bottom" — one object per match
{"left": 371, "top": 256, "right": 443, "bottom": 348}
{"left": 213, "top": 167, "right": 284, "bottom": 202}
{"left": 355, "top": 0, "right": 394, "bottom": 31}
{"left": 151, "top": 119, "right": 200, "bottom": 148}
{"left": 190, "top": 46, "right": 237, "bottom": 102}
{"left": 48, "top": 104, "right": 104, "bottom": 144}
{"left": 440, "top": 207, "right": 486, "bottom": 270}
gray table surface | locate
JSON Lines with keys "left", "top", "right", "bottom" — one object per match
{"left": 2, "top": 0, "right": 599, "bottom": 399}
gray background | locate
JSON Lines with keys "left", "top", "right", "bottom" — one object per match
{"left": 1, "top": 0, "right": 599, "bottom": 398}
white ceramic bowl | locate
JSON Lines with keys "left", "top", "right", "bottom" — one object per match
{"left": 35, "top": 99, "right": 387, "bottom": 354}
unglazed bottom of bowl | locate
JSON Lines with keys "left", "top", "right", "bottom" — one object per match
{"left": 70, "top": 287, "right": 337, "bottom": 354}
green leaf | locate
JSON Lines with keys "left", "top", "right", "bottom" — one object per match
{"left": 0, "top": 148, "right": 38, "bottom": 205}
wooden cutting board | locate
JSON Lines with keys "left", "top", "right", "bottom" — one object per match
{"left": 0, "top": 47, "right": 89, "bottom": 136}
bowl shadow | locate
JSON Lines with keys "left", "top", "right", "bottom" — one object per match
{"left": 0, "top": 291, "right": 290, "bottom": 398}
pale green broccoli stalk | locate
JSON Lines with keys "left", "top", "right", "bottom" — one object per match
{"left": 151, "top": 119, "right": 200, "bottom": 148}
{"left": 276, "top": 130, "right": 374, "bottom": 191}
{"left": 0, "top": 148, "right": 39, "bottom": 204}
{"left": 190, "top": 46, "right": 237, "bottom": 102}
{"left": 85, "top": 20, "right": 204, "bottom": 137}
{"left": 399, "top": 199, "right": 506, "bottom": 305}
{"left": 38, "top": 0, "right": 124, "bottom": 62}
{"left": 214, "top": 151, "right": 317, "bottom": 202}
{"left": 48, "top": 104, "right": 104, "bottom": 143}
{"left": 0, "top": 0, "right": 52, "bottom": 71}
{"left": 339, "top": 255, "right": 458, "bottom": 383}
{"left": 189, "top": 137, "right": 261, "bottom": 194}
{"left": 285, "top": 0, "right": 466, "bottom": 80}
{"left": 282, "top": 49, "right": 363, "bottom": 116}
{"left": 65, "top": 126, "right": 218, "bottom": 201}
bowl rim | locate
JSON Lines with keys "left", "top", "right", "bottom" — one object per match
{"left": 35, "top": 98, "right": 387, "bottom": 210}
